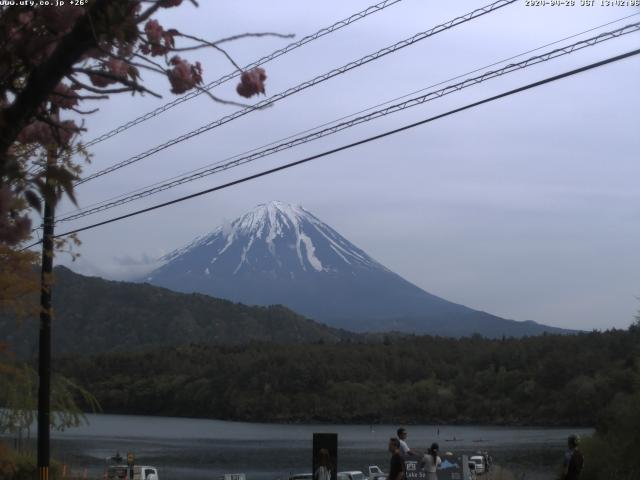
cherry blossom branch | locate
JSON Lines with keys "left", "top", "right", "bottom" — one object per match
{"left": 70, "top": 107, "right": 100, "bottom": 115}
{"left": 65, "top": 75, "right": 135, "bottom": 95}
{"left": 137, "top": 3, "right": 163, "bottom": 24}
{"left": 193, "top": 84, "right": 252, "bottom": 108}
{"left": 175, "top": 31, "right": 242, "bottom": 72}
{"left": 73, "top": 68, "right": 162, "bottom": 98}
{"left": 211, "top": 31, "right": 295, "bottom": 45}
{"left": 107, "top": 50, "right": 167, "bottom": 75}
{"left": 35, "top": 115, "right": 82, "bottom": 133}
{"left": 0, "top": 0, "right": 113, "bottom": 163}
{"left": 132, "top": 52, "right": 167, "bottom": 72}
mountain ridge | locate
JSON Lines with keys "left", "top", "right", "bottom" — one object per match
{"left": 144, "top": 201, "right": 572, "bottom": 337}
{"left": 0, "top": 266, "right": 356, "bottom": 358}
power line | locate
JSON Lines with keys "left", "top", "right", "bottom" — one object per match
{"left": 22, "top": 0, "right": 405, "bottom": 179}
{"left": 57, "top": 12, "right": 640, "bottom": 219}
{"left": 55, "top": 22, "right": 640, "bottom": 224}
{"left": 20, "top": 47, "right": 639, "bottom": 251}
{"left": 75, "top": 0, "right": 517, "bottom": 186}
{"left": 80, "top": 0, "right": 406, "bottom": 150}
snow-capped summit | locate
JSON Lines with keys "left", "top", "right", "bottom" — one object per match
{"left": 145, "top": 202, "right": 562, "bottom": 336}
{"left": 159, "top": 201, "right": 384, "bottom": 277}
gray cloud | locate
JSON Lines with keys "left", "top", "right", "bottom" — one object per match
{"left": 51, "top": 0, "right": 640, "bottom": 330}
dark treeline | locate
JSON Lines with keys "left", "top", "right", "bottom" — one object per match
{"left": 57, "top": 325, "right": 640, "bottom": 426}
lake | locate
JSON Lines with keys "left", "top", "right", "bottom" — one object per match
{"left": 6, "top": 414, "right": 593, "bottom": 479}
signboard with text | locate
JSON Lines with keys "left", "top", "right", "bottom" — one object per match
{"left": 405, "top": 456, "right": 471, "bottom": 480}
{"left": 404, "top": 460, "right": 426, "bottom": 480}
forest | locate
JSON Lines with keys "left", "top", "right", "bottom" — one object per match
{"left": 54, "top": 325, "right": 640, "bottom": 426}
{"left": 2, "top": 322, "right": 639, "bottom": 478}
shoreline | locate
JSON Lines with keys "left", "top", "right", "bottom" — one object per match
{"left": 64, "top": 410, "right": 596, "bottom": 429}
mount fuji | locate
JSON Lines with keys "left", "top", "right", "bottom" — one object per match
{"left": 144, "top": 201, "right": 569, "bottom": 337}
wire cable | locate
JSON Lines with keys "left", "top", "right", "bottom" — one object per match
{"left": 57, "top": 12, "right": 640, "bottom": 219}
{"left": 74, "top": 0, "right": 517, "bottom": 186}
{"left": 55, "top": 22, "right": 640, "bottom": 224}
{"left": 81, "top": 0, "right": 406, "bottom": 150}
{"left": 21, "top": 0, "right": 406, "bottom": 179}
{"left": 19, "top": 46, "right": 639, "bottom": 250}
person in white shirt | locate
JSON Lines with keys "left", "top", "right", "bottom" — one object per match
{"left": 314, "top": 448, "right": 332, "bottom": 480}
{"left": 420, "top": 443, "right": 442, "bottom": 480}
{"left": 396, "top": 428, "right": 418, "bottom": 458}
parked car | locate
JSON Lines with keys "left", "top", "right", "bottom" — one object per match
{"left": 469, "top": 456, "right": 485, "bottom": 475}
{"left": 106, "top": 465, "right": 158, "bottom": 480}
{"left": 338, "top": 471, "right": 366, "bottom": 480}
{"left": 289, "top": 474, "right": 313, "bottom": 480}
{"left": 367, "top": 465, "right": 386, "bottom": 480}
{"left": 466, "top": 462, "right": 478, "bottom": 480}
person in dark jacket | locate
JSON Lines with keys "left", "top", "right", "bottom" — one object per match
{"left": 387, "top": 438, "right": 405, "bottom": 480}
{"left": 562, "top": 434, "right": 584, "bottom": 480}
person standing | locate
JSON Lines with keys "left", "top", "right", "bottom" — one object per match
{"left": 397, "top": 428, "right": 418, "bottom": 458}
{"left": 387, "top": 438, "right": 405, "bottom": 480}
{"left": 420, "top": 443, "right": 441, "bottom": 480}
{"left": 314, "top": 448, "right": 332, "bottom": 480}
{"left": 562, "top": 434, "right": 584, "bottom": 480}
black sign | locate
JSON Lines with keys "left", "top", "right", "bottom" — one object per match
{"left": 313, "top": 433, "right": 338, "bottom": 480}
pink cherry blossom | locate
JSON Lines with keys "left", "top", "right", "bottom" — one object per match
{"left": 236, "top": 67, "right": 267, "bottom": 98}
{"left": 16, "top": 118, "right": 79, "bottom": 147}
{"left": 144, "top": 19, "right": 175, "bottom": 56}
{"left": 145, "top": 19, "right": 163, "bottom": 44}
{"left": 167, "top": 56, "right": 203, "bottom": 94}
{"left": 108, "top": 59, "right": 129, "bottom": 78}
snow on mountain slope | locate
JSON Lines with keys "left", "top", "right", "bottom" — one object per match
{"left": 145, "top": 201, "right": 567, "bottom": 337}
{"left": 155, "top": 201, "right": 387, "bottom": 278}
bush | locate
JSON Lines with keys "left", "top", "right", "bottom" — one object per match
{"left": 0, "top": 442, "right": 62, "bottom": 480}
{"left": 581, "top": 392, "right": 640, "bottom": 480}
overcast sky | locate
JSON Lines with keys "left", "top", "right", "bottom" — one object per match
{"left": 50, "top": 0, "right": 640, "bottom": 331}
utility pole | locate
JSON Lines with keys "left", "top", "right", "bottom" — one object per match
{"left": 37, "top": 148, "right": 56, "bottom": 480}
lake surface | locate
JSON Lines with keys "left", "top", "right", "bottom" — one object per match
{"left": 5, "top": 414, "right": 593, "bottom": 480}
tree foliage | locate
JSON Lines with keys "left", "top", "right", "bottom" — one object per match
{"left": 0, "top": 348, "right": 101, "bottom": 436}
{"left": 0, "top": 245, "right": 39, "bottom": 318}
{"left": 0, "top": 0, "right": 282, "bottom": 246}
{"left": 51, "top": 326, "right": 640, "bottom": 426}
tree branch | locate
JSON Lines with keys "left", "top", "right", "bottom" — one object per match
{"left": 175, "top": 31, "right": 242, "bottom": 72}
{"left": 65, "top": 75, "right": 135, "bottom": 95}
{"left": 211, "top": 31, "right": 295, "bottom": 45}
{"left": 70, "top": 107, "right": 100, "bottom": 115}
{"left": 0, "top": 0, "right": 118, "bottom": 168}
{"left": 136, "top": 3, "right": 162, "bottom": 24}
{"left": 73, "top": 68, "right": 162, "bottom": 98}
{"left": 193, "top": 84, "right": 251, "bottom": 108}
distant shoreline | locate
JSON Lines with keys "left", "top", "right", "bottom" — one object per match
{"left": 46, "top": 411, "right": 597, "bottom": 430}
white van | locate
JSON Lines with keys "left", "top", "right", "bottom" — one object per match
{"left": 107, "top": 465, "right": 158, "bottom": 480}
{"left": 469, "top": 456, "right": 485, "bottom": 475}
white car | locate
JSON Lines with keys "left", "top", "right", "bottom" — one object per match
{"left": 367, "top": 465, "right": 386, "bottom": 480}
{"left": 338, "top": 471, "right": 366, "bottom": 480}
{"left": 469, "top": 456, "right": 485, "bottom": 475}
{"left": 107, "top": 465, "right": 158, "bottom": 480}
{"left": 289, "top": 474, "right": 313, "bottom": 480}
